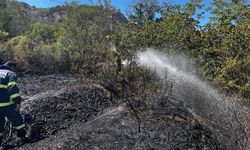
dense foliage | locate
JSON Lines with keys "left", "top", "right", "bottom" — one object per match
{"left": 0, "top": 0, "right": 249, "bottom": 101}
{"left": 121, "top": 0, "right": 250, "bottom": 100}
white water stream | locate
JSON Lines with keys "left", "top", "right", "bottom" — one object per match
{"left": 136, "top": 48, "right": 250, "bottom": 150}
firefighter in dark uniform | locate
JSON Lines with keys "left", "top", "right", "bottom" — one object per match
{"left": 0, "top": 61, "right": 28, "bottom": 144}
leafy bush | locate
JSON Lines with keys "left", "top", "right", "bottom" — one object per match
{"left": 29, "top": 23, "right": 61, "bottom": 44}
{"left": 4, "top": 36, "right": 34, "bottom": 69}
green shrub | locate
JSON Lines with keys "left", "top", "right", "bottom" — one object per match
{"left": 29, "top": 23, "right": 61, "bottom": 44}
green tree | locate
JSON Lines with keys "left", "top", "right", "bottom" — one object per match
{"left": 129, "top": 0, "right": 161, "bottom": 26}
{"left": 209, "top": 0, "right": 250, "bottom": 25}
{"left": 60, "top": 4, "right": 123, "bottom": 77}
{"left": 199, "top": 0, "right": 250, "bottom": 98}
{"left": 124, "top": 0, "right": 203, "bottom": 54}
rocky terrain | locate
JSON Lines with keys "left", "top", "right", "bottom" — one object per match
{"left": 0, "top": 75, "right": 222, "bottom": 150}
{"left": 19, "top": 2, "right": 127, "bottom": 23}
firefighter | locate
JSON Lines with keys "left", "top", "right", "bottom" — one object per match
{"left": 111, "top": 46, "right": 122, "bottom": 75}
{"left": 0, "top": 61, "right": 28, "bottom": 145}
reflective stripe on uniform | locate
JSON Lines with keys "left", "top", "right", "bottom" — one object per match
{"left": 0, "top": 84, "right": 7, "bottom": 88}
{"left": 7, "top": 81, "right": 18, "bottom": 87}
{"left": 14, "top": 124, "right": 26, "bottom": 130}
{"left": 0, "top": 101, "right": 14, "bottom": 107}
{"left": 10, "top": 93, "right": 20, "bottom": 100}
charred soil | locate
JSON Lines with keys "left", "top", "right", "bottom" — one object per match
{"left": 1, "top": 75, "right": 222, "bottom": 150}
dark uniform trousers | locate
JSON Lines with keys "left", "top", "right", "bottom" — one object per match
{"left": 0, "top": 105, "right": 27, "bottom": 142}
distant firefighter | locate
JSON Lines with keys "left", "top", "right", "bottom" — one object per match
{"left": 111, "top": 46, "right": 122, "bottom": 75}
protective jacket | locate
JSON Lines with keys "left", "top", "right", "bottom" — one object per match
{"left": 0, "top": 65, "right": 21, "bottom": 107}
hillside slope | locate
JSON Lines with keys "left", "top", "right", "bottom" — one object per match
{"left": 0, "top": 75, "right": 221, "bottom": 150}
{"left": 19, "top": 2, "right": 127, "bottom": 23}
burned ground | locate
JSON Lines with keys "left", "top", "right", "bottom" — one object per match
{"left": 1, "top": 75, "right": 222, "bottom": 149}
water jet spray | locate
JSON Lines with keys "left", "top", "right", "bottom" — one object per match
{"left": 136, "top": 48, "right": 250, "bottom": 150}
